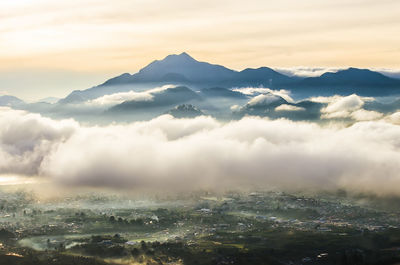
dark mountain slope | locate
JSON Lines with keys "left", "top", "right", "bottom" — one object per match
{"left": 290, "top": 68, "right": 400, "bottom": 96}
{"left": 108, "top": 86, "right": 200, "bottom": 112}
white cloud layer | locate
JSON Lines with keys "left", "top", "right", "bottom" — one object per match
{"left": 247, "top": 94, "right": 282, "bottom": 107}
{"left": 274, "top": 67, "right": 344, "bottom": 77}
{"left": 318, "top": 94, "right": 382, "bottom": 120}
{"left": 321, "top": 94, "right": 364, "bottom": 119}
{"left": 232, "top": 87, "right": 294, "bottom": 103}
{"left": 87, "top": 85, "right": 175, "bottom": 106}
{"left": 0, "top": 108, "right": 77, "bottom": 175}
{"left": 1, "top": 107, "right": 400, "bottom": 195}
{"left": 371, "top": 68, "right": 400, "bottom": 79}
{"left": 89, "top": 91, "right": 153, "bottom": 106}
{"left": 386, "top": 111, "right": 400, "bottom": 125}
{"left": 350, "top": 109, "right": 384, "bottom": 121}
{"left": 275, "top": 104, "right": 305, "bottom": 112}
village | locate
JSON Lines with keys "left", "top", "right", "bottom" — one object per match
{"left": 0, "top": 188, "right": 400, "bottom": 264}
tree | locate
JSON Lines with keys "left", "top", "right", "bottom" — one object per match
{"left": 131, "top": 248, "right": 140, "bottom": 257}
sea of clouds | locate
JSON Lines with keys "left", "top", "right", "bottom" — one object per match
{"left": 1, "top": 107, "right": 400, "bottom": 195}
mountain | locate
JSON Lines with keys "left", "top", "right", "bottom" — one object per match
{"left": 292, "top": 68, "right": 400, "bottom": 96}
{"left": 102, "top": 53, "right": 298, "bottom": 88}
{"left": 108, "top": 86, "right": 200, "bottom": 112}
{"left": 0, "top": 95, "right": 25, "bottom": 107}
{"left": 60, "top": 54, "right": 400, "bottom": 104}
{"left": 302, "top": 68, "right": 398, "bottom": 85}
{"left": 165, "top": 104, "right": 204, "bottom": 118}
{"left": 135, "top": 52, "right": 236, "bottom": 83}
{"left": 364, "top": 98, "right": 400, "bottom": 113}
{"left": 221, "top": 67, "right": 296, "bottom": 87}
{"left": 60, "top": 53, "right": 299, "bottom": 103}
{"left": 241, "top": 93, "right": 288, "bottom": 111}
{"left": 233, "top": 93, "right": 323, "bottom": 120}
{"left": 100, "top": 52, "right": 236, "bottom": 86}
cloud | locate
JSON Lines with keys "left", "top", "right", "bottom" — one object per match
{"left": 87, "top": 85, "right": 175, "bottom": 106}
{"left": 370, "top": 68, "right": 400, "bottom": 79}
{"left": 89, "top": 91, "right": 153, "bottom": 106}
{"left": 2, "top": 107, "right": 400, "bottom": 195}
{"left": 232, "top": 87, "right": 294, "bottom": 103}
{"left": 350, "top": 109, "right": 383, "bottom": 121}
{"left": 319, "top": 94, "right": 376, "bottom": 119}
{"left": 247, "top": 94, "right": 284, "bottom": 107}
{"left": 386, "top": 111, "right": 400, "bottom": 125}
{"left": 321, "top": 94, "right": 363, "bottom": 118}
{"left": 310, "top": 93, "right": 373, "bottom": 107}
{"left": 274, "top": 67, "right": 343, "bottom": 77}
{"left": 230, "top": 105, "right": 241, "bottom": 112}
{"left": 275, "top": 104, "right": 305, "bottom": 112}
{"left": 309, "top": 95, "right": 346, "bottom": 104}
{"left": 0, "top": 107, "right": 77, "bottom": 175}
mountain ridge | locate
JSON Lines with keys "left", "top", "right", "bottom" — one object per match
{"left": 60, "top": 53, "right": 400, "bottom": 103}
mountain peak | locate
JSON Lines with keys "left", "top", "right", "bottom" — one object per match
{"left": 321, "top": 67, "right": 386, "bottom": 79}
{"left": 179, "top": 51, "right": 192, "bottom": 58}
{"left": 136, "top": 52, "right": 235, "bottom": 83}
{"left": 0, "top": 95, "right": 25, "bottom": 106}
{"left": 343, "top": 67, "right": 371, "bottom": 73}
{"left": 161, "top": 52, "right": 196, "bottom": 63}
{"left": 347, "top": 67, "right": 359, "bottom": 71}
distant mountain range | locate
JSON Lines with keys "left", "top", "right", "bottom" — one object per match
{"left": 59, "top": 52, "right": 400, "bottom": 104}
{"left": 0, "top": 95, "right": 25, "bottom": 107}
{"left": 290, "top": 67, "right": 400, "bottom": 96}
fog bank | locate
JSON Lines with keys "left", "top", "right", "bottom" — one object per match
{"left": 1, "top": 107, "right": 400, "bottom": 195}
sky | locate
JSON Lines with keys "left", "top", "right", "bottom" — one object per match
{"left": 1, "top": 0, "right": 400, "bottom": 100}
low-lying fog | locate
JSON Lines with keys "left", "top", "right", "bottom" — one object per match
{"left": 1, "top": 100, "right": 400, "bottom": 196}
